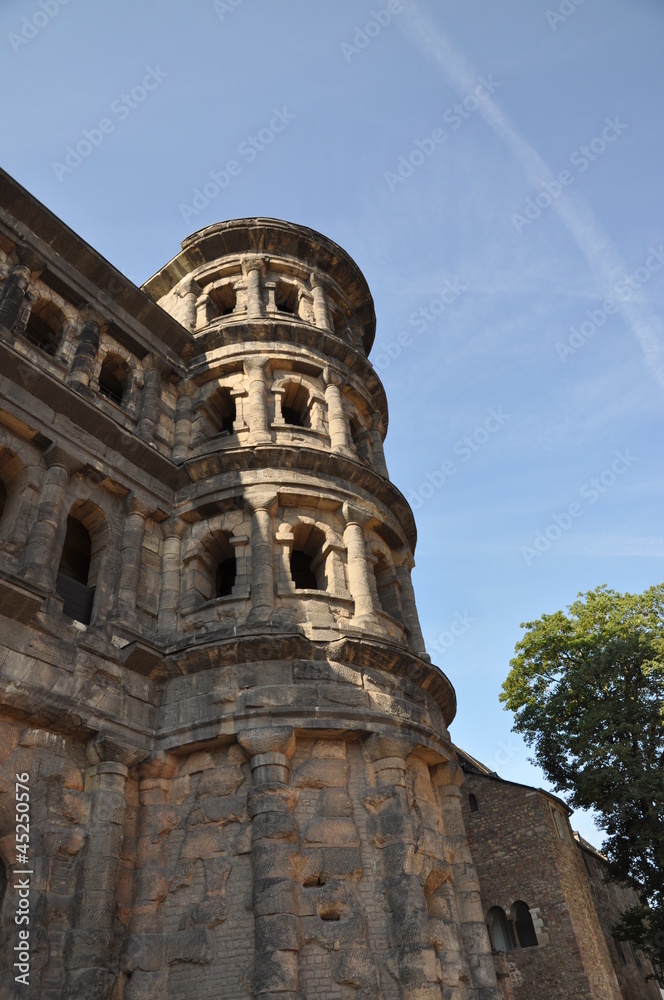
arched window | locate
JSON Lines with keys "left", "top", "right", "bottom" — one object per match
{"left": 280, "top": 382, "right": 310, "bottom": 428}
{"left": 208, "top": 283, "right": 237, "bottom": 317}
{"left": 290, "top": 524, "right": 326, "bottom": 590}
{"left": 488, "top": 907, "right": 516, "bottom": 953}
{"left": 99, "top": 354, "right": 130, "bottom": 406}
{"left": 514, "top": 901, "right": 538, "bottom": 948}
{"left": 22, "top": 299, "right": 64, "bottom": 356}
{"left": 274, "top": 281, "right": 298, "bottom": 316}
{"left": 469, "top": 793, "right": 479, "bottom": 813}
{"left": 56, "top": 516, "right": 95, "bottom": 624}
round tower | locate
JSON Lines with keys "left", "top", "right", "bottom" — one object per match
{"left": 138, "top": 219, "right": 499, "bottom": 999}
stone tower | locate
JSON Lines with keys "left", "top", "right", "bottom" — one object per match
{"left": 0, "top": 172, "right": 499, "bottom": 999}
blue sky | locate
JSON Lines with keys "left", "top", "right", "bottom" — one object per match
{"left": 2, "top": 0, "right": 663, "bottom": 845}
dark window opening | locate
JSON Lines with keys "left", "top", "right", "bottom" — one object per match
{"left": 208, "top": 387, "right": 236, "bottom": 435}
{"left": 469, "top": 793, "right": 479, "bottom": 813}
{"left": 280, "top": 382, "right": 310, "bottom": 428}
{"left": 488, "top": 907, "right": 516, "bottom": 954}
{"left": 290, "top": 550, "right": 319, "bottom": 590}
{"left": 215, "top": 556, "right": 237, "bottom": 597}
{"left": 514, "top": 901, "right": 538, "bottom": 948}
{"left": 208, "top": 283, "right": 237, "bottom": 317}
{"left": 56, "top": 516, "right": 95, "bottom": 624}
{"left": 275, "top": 281, "right": 298, "bottom": 315}
{"left": 0, "top": 480, "right": 7, "bottom": 521}
{"left": 99, "top": 356, "right": 130, "bottom": 407}
{"left": 23, "top": 309, "right": 60, "bottom": 356}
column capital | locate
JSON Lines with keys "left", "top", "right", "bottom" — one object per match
{"left": 243, "top": 353, "right": 270, "bottom": 376}
{"left": 309, "top": 271, "right": 327, "bottom": 290}
{"left": 141, "top": 353, "right": 171, "bottom": 376}
{"left": 161, "top": 516, "right": 187, "bottom": 540}
{"left": 323, "top": 366, "right": 343, "bottom": 388}
{"left": 86, "top": 731, "right": 148, "bottom": 768}
{"left": 342, "top": 502, "right": 372, "bottom": 529}
{"left": 15, "top": 245, "right": 45, "bottom": 276}
{"left": 124, "top": 493, "right": 153, "bottom": 518}
{"left": 238, "top": 727, "right": 295, "bottom": 759}
{"left": 138, "top": 750, "right": 179, "bottom": 781}
{"left": 176, "top": 378, "right": 198, "bottom": 399}
{"left": 244, "top": 491, "right": 278, "bottom": 517}
{"left": 394, "top": 548, "right": 415, "bottom": 571}
{"left": 363, "top": 732, "right": 418, "bottom": 763}
{"left": 242, "top": 255, "right": 268, "bottom": 277}
{"left": 43, "top": 443, "right": 83, "bottom": 476}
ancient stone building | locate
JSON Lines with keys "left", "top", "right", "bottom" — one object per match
{"left": 0, "top": 169, "right": 501, "bottom": 1000}
{"left": 457, "top": 749, "right": 661, "bottom": 1000}
{"left": 0, "top": 169, "right": 657, "bottom": 1000}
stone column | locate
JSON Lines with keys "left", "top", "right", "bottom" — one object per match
{"left": 20, "top": 445, "right": 80, "bottom": 589}
{"left": 244, "top": 258, "right": 266, "bottom": 319}
{"left": 137, "top": 357, "right": 166, "bottom": 440}
{"left": 246, "top": 492, "right": 278, "bottom": 622}
{"left": 364, "top": 733, "right": 442, "bottom": 1000}
{"left": 431, "top": 759, "right": 501, "bottom": 997}
{"left": 395, "top": 551, "right": 428, "bottom": 657}
{"left": 157, "top": 518, "right": 186, "bottom": 635}
{"left": 66, "top": 307, "right": 105, "bottom": 392}
{"left": 0, "top": 247, "right": 44, "bottom": 335}
{"left": 122, "top": 753, "right": 179, "bottom": 1000}
{"left": 174, "top": 277, "right": 199, "bottom": 330}
{"left": 310, "top": 275, "right": 332, "bottom": 332}
{"left": 238, "top": 728, "right": 301, "bottom": 1000}
{"left": 323, "top": 367, "right": 353, "bottom": 457}
{"left": 117, "top": 496, "right": 151, "bottom": 615}
{"left": 342, "top": 503, "right": 378, "bottom": 621}
{"left": 64, "top": 733, "right": 145, "bottom": 1000}
{"left": 370, "top": 413, "right": 389, "bottom": 478}
{"left": 172, "top": 382, "right": 196, "bottom": 461}
{"left": 243, "top": 355, "right": 271, "bottom": 444}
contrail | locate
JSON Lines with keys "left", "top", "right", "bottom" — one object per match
{"left": 398, "top": 1, "right": 664, "bottom": 387}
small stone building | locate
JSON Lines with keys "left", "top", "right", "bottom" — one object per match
{"left": 457, "top": 748, "right": 661, "bottom": 1000}
{"left": 0, "top": 168, "right": 657, "bottom": 1000}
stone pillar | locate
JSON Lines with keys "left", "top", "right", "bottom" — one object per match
{"left": 20, "top": 445, "right": 80, "bottom": 589}
{"left": 137, "top": 358, "right": 166, "bottom": 440}
{"left": 323, "top": 367, "right": 353, "bottom": 457}
{"left": 64, "top": 733, "right": 144, "bottom": 1000}
{"left": 157, "top": 518, "right": 186, "bottom": 634}
{"left": 244, "top": 258, "right": 266, "bottom": 319}
{"left": 117, "top": 496, "right": 151, "bottom": 614}
{"left": 370, "top": 413, "right": 389, "bottom": 478}
{"left": 431, "top": 759, "right": 501, "bottom": 997}
{"left": 174, "top": 277, "right": 199, "bottom": 330}
{"left": 0, "top": 248, "right": 44, "bottom": 335}
{"left": 66, "top": 307, "right": 104, "bottom": 392}
{"left": 364, "top": 733, "right": 442, "bottom": 1000}
{"left": 310, "top": 276, "right": 332, "bottom": 332}
{"left": 342, "top": 503, "right": 378, "bottom": 621}
{"left": 238, "top": 728, "right": 301, "bottom": 1000}
{"left": 172, "top": 382, "right": 196, "bottom": 461}
{"left": 243, "top": 355, "right": 271, "bottom": 444}
{"left": 122, "top": 753, "right": 179, "bottom": 1000}
{"left": 246, "top": 492, "right": 278, "bottom": 621}
{"left": 395, "top": 552, "right": 428, "bottom": 657}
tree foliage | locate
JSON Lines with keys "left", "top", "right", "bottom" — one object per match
{"left": 500, "top": 584, "right": 664, "bottom": 976}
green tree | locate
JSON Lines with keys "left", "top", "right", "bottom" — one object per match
{"left": 500, "top": 584, "right": 664, "bottom": 979}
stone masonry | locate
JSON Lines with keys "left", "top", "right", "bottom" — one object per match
{"left": 0, "top": 169, "right": 501, "bottom": 1000}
